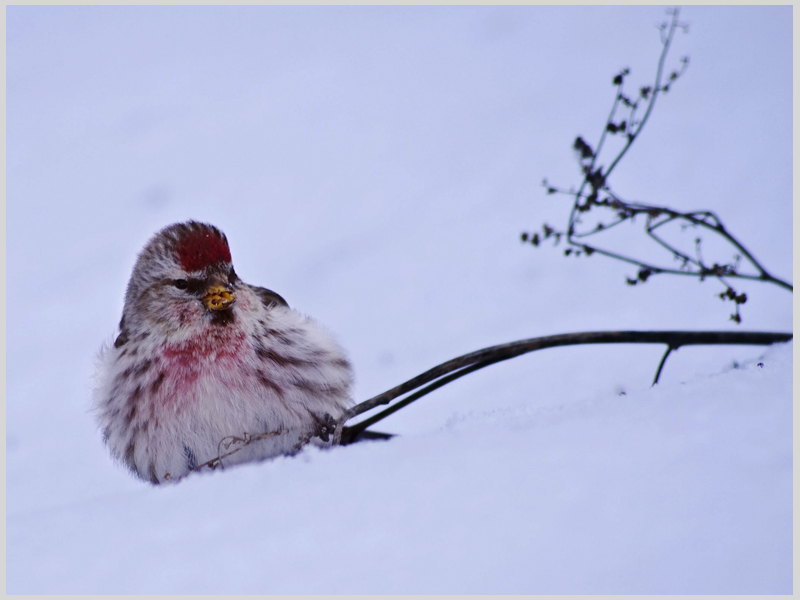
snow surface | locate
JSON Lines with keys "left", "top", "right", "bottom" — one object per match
{"left": 6, "top": 5, "right": 793, "bottom": 594}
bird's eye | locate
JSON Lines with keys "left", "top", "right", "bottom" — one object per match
{"left": 227, "top": 269, "right": 238, "bottom": 284}
{"left": 173, "top": 279, "right": 189, "bottom": 290}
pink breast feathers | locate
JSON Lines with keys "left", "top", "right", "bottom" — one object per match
{"left": 161, "top": 329, "right": 248, "bottom": 393}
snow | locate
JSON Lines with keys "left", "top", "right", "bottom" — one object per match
{"left": 6, "top": 6, "right": 792, "bottom": 594}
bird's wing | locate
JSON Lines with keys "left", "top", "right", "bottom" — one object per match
{"left": 250, "top": 285, "right": 289, "bottom": 309}
{"left": 114, "top": 317, "right": 130, "bottom": 348}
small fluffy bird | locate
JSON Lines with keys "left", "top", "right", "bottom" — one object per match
{"left": 94, "top": 221, "right": 353, "bottom": 484}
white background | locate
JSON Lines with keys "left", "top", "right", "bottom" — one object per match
{"left": 7, "top": 6, "right": 792, "bottom": 593}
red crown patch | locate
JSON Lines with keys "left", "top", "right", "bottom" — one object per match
{"left": 175, "top": 227, "right": 232, "bottom": 272}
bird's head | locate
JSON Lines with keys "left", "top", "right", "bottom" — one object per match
{"left": 122, "top": 221, "right": 241, "bottom": 338}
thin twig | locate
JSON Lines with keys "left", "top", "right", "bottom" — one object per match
{"left": 191, "top": 428, "right": 289, "bottom": 472}
{"left": 652, "top": 345, "right": 676, "bottom": 385}
{"left": 603, "top": 8, "right": 680, "bottom": 180}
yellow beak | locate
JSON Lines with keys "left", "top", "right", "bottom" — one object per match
{"left": 202, "top": 285, "right": 236, "bottom": 310}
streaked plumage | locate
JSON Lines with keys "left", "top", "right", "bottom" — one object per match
{"left": 93, "top": 221, "right": 353, "bottom": 484}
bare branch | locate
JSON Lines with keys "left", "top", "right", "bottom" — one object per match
{"left": 523, "top": 8, "right": 790, "bottom": 323}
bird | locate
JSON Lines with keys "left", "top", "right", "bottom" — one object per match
{"left": 93, "top": 221, "right": 353, "bottom": 484}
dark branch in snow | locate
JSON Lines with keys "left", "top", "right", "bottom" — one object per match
{"left": 337, "top": 329, "right": 793, "bottom": 441}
